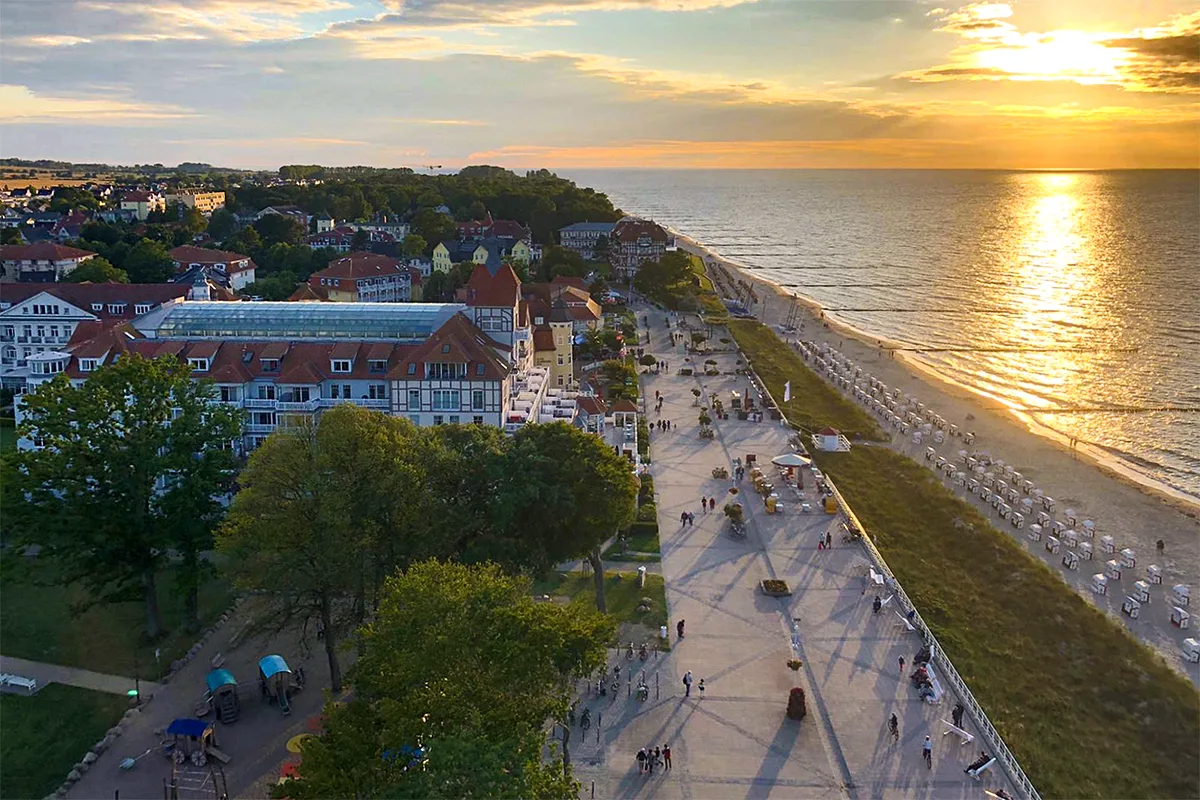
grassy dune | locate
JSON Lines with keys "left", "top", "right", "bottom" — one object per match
{"left": 729, "top": 319, "right": 1200, "bottom": 799}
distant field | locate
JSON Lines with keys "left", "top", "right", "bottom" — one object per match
{"left": 0, "top": 684, "right": 130, "bottom": 799}
{"left": 0, "top": 171, "right": 116, "bottom": 190}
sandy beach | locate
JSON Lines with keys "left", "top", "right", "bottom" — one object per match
{"left": 674, "top": 232, "right": 1200, "bottom": 684}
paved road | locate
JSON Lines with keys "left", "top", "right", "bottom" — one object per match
{"left": 568, "top": 309, "right": 1017, "bottom": 799}
{"left": 0, "top": 654, "right": 163, "bottom": 696}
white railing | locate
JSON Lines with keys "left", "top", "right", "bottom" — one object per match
{"left": 244, "top": 398, "right": 276, "bottom": 409}
{"left": 277, "top": 398, "right": 321, "bottom": 412}
{"left": 747, "top": 353, "right": 1042, "bottom": 800}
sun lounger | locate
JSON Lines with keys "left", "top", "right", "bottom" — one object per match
{"left": 968, "top": 757, "right": 997, "bottom": 780}
{"left": 0, "top": 674, "right": 38, "bottom": 693}
{"left": 869, "top": 568, "right": 885, "bottom": 587}
{"left": 894, "top": 610, "right": 916, "bottom": 632}
{"left": 923, "top": 664, "right": 945, "bottom": 704}
{"left": 941, "top": 719, "right": 974, "bottom": 745}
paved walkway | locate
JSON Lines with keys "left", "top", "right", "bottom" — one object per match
{"left": 0, "top": 654, "right": 163, "bottom": 696}
{"left": 568, "top": 309, "right": 1017, "bottom": 799}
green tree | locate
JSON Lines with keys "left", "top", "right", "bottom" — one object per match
{"left": 243, "top": 272, "right": 299, "bottom": 300}
{"left": 223, "top": 225, "right": 262, "bottom": 255}
{"left": 219, "top": 407, "right": 424, "bottom": 691}
{"left": 124, "top": 238, "right": 175, "bottom": 283}
{"left": 537, "top": 245, "right": 588, "bottom": 282}
{"left": 350, "top": 229, "right": 370, "bottom": 252}
{"left": 253, "top": 214, "right": 306, "bottom": 247}
{"left": 414, "top": 189, "right": 444, "bottom": 209}
{"left": 278, "top": 560, "right": 610, "bottom": 799}
{"left": 206, "top": 208, "right": 236, "bottom": 240}
{"left": 401, "top": 234, "right": 427, "bottom": 258}
{"left": 529, "top": 197, "right": 557, "bottom": 247}
{"left": 6, "top": 356, "right": 242, "bottom": 637}
{"left": 410, "top": 208, "right": 456, "bottom": 253}
{"left": 499, "top": 423, "right": 637, "bottom": 612}
{"left": 633, "top": 251, "right": 693, "bottom": 306}
{"left": 64, "top": 256, "right": 128, "bottom": 284}
{"left": 593, "top": 233, "right": 610, "bottom": 260}
{"left": 2, "top": 227, "right": 22, "bottom": 245}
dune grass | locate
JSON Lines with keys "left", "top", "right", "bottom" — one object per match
{"left": 732, "top": 318, "right": 1199, "bottom": 798}
{"left": 0, "top": 684, "right": 130, "bottom": 799}
{"left": 728, "top": 320, "right": 884, "bottom": 441}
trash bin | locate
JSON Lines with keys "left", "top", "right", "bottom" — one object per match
{"left": 637, "top": 566, "right": 647, "bottom": 588}
{"left": 660, "top": 625, "right": 668, "bottom": 641}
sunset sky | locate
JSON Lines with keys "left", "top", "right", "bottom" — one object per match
{"left": 1, "top": 0, "right": 1197, "bottom": 169}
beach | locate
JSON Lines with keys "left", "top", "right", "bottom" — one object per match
{"left": 675, "top": 232, "right": 1200, "bottom": 682}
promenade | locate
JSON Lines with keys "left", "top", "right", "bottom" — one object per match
{"left": 569, "top": 310, "right": 1017, "bottom": 799}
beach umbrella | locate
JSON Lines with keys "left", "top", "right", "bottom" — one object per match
{"left": 772, "top": 453, "right": 811, "bottom": 467}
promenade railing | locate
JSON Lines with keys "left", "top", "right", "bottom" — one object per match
{"left": 737, "top": 346, "right": 1043, "bottom": 800}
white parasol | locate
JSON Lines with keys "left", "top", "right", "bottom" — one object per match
{"left": 772, "top": 453, "right": 812, "bottom": 467}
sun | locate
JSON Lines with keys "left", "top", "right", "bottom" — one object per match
{"left": 975, "top": 31, "right": 1127, "bottom": 84}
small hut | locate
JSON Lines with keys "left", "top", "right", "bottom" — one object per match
{"left": 206, "top": 669, "right": 240, "bottom": 723}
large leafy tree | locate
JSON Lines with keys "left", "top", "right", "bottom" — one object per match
{"left": 633, "top": 251, "right": 693, "bottom": 306}
{"left": 64, "top": 256, "right": 129, "bottom": 284}
{"left": 6, "top": 356, "right": 242, "bottom": 636}
{"left": 278, "top": 561, "right": 611, "bottom": 799}
{"left": 410, "top": 208, "right": 456, "bottom": 253}
{"left": 124, "top": 238, "right": 175, "bottom": 283}
{"left": 253, "top": 214, "right": 306, "bottom": 247}
{"left": 218, "top": 406, "right": 424, "bottom": 691}
{"left": 499, "top": 422, "right": 637, "bottom": 612}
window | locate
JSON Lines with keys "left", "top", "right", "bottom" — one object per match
{"left": 480, "top": 318, "right": 504, "bottom": 331}
{"left": 557, "top": 354, "right": 564, "bottom": 366}
{"left": 407, "top": 363, "right": 416, "bottom": 375}
{"left": 36, "top": 325, "right": 45, "bottom": 338}
{"left": 433, "top": 415, "right": 444, "bottom": 426}
{"left": 431, "top": 389, "right": 460, "bottom": 411}
{"left": 257, "top": 384, "right": 276, "bottom": 400}
{"left": 472, "top": 390, "right": 484, "bottom": 410}
{"left": 427, "top": 362, "right": 465, "bottom": 380}
{"left": 188, "top": 357, "right": 210, "bottom": 371}
{"left": 107, "top": 303, "right": 126, "bottom": 314}
{"left": 331, "top": 359, "right": 352, "bottom": 373}
{"left": 260, "top": 358, "right": 279, "bottom": 373}
{"left": 2, "top": 326, "right": 12, "bottom": 338}
{"left": 408, "top": 414, "right": 421, "bottom": 425}
{"left": 449, "top": 415, "right": 460, "bottom": 424}
{"left": 476, "top": 363, "right": 485, "bottom": 376}
{"left": 135, "top": 304, "right": 151, "bottom": 315}
{"left": 441, "top": 344, "right": 451, "bottom": 353}
{"left": 368, "top": 384, "right": 387, "bottom": 400}
{"left": 368, "top": 359, "right": 387, "bottom": 373}
{"left": 32, "top": 304, "right": 56, "bottom": 315}
{"left": 79, "top": 358, "right": 98, "bottom": 372}
{"left": 280, "top": 387, "right": 310, "bottom": 403}
{"left": 91, "top": 303, "right": 103, "bottom": 312}
{"left": 557, "top": 375, "right": 564, "bottom": 386}
{"left": 473, "top": 415, "right": 484, "bottom": 425}
{"left": 50, "top": 326, "right": 59, "bottom": 339}
{"left": 219, "top": 385, "right": 239, "bottom": 402}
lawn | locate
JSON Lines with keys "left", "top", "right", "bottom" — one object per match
{"left": 0, "top": 423, "right": 15, "bottom": 453}
{"left": 728, "top": 320, "right": 885, "bottom": 441}
{"left": 809, "top": 425, "right": 1200, "bottom": 798}
{"left": 0, "top": 559, "right": 233, "bottom": 679}
{"left": 0, "top": 684, "right": 130, "bottom": 799}
{"left": 532, "top": 570, "right": 669, "bottom": 637}
{"left": 602, "top": 526, "right": 662, "bottom": 561}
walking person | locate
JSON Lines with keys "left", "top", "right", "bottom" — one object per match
{"left": 636, "top": 748, "right": 647, "bottom": 774}
{"left": 698, "top": 678, "right": 705, "bottom": 698}
{"left": 709, "top": 497, "right": 715, "bottom": 512}
{"left": 647, "top": 746, "right": 655, "bottom": 775}
{"left": 825, "top": 531, "right": 832, "bottom": 548}
{"left": 653, "top": 746, "right": 662, "bottom": 771}
{"left": 899, "top": 656, "right": 905, "bottom": 674}
{"left": 888, "top": 713, "right": 899, "bottom": 744}
{"left": 663, "top": 744, "right": 672, "bottom": 770}
{"left": 952, "top": 702, "right": 965, "bottom": 728}
{"left": 922, "top": 735, "right": 932, "bottom": 769}
{"left": 683, "top": 670, "right": 693, "bottom": 697}
{"left": 677, "top": 619, "right": 685, "bottom": 639}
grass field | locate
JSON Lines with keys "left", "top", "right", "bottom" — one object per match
{"left": 0, "top": 684, "right": 130, "bottom": 799}
{"left": 728, "top": 320, "right": 884, "bottom": 441}
{"left": 733, "top": 319, "right": 1199, "bottom": 798}
{"left": 603, "top": 526, "right": 662, "bottom": 561}
{"left": 0, "top": 559, "right": 233, "bottom": 678}
{"left": 532, "top": 571, "right": 669, "bottom": 635}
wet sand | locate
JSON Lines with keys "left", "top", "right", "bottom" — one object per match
{"left": 675, "top": 233, "right": 1200, "bottom": 684}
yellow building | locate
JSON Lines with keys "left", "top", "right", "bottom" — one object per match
{"left": 119, "top": 191, "right": 165, "bottom": 221}
{"left": 167, "top": 190, "right": 226, "bottom": 214}
{"left": 532, "top": 303, "right": 574, "bottom": 387}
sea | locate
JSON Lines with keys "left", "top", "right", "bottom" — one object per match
{"left": 567, "top": 169, "right": 1200, "bottom": 502}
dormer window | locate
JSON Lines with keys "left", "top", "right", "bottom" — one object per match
{"left": 441, "top": 344, "right": 451, "bottom": 353}
{"left": 261, "top": 358, "right": 280, "bottom": 373}
{"left": 331, "top": 359, "right": 352, "bottom": 373}
{"left": 107, "top": 303, "right": 126, "bottom": 314}
{"left": 91, "top": 303, "right": 103, "bottom": 312}
{"left": 368, "top": 359, "right": 387, "bottom": 374}
{"left": 476, "top": 363, "right": 485, "bottom": 376}
{"left": 407, "top": 363, "right": 417, "bottom": 375}
{"left": 79, "top": 358, "right": 98, "bottom": 372}
{"left": 135, "top": 304, "right": 151, "bottom": 315}
{"left": 188, "top": 357, "right": 210, "bottom": 371}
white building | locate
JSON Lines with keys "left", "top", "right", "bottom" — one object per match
{"left": 0, "top": 242, "right": 97, "bottom": 284}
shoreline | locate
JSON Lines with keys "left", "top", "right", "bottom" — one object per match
{"left": 672, "top": 229, "right": 1200, "bottom": 517}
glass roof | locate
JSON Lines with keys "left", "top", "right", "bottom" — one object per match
{"left": 151, "top": 302, "right": 468, "bottom": 342}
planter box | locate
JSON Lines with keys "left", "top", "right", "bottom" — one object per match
{"left": 760, "top": 579, "right": 792, "bottom": 597}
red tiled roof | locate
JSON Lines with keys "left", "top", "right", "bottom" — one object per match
{"left": 489, "top": 219, "right": 530, "bottom": 240}
{"left": 568, "top": 304, "right": 600, "bottom": 322}
{"left": 68, "top": 323, "right": 142, "bottom": 366}
{"left": 461, "top": 263, "right": 520, "bottom": 308}
{"left": 312, "top": 253, "right": 402, "bottom": 282}
{"left": 122, "top": 190, "right": 153, "bottom": 202}
{"left": 551, "top": 275, "right": 589, "bottom": 292}
{"left": 613, "top": 219, "right": 668, "bottom": 244}
{"left": 532, "top": 327, "right": 556, "bottom": 351}
{"left": 331, "top": 341, "right": 359, "bottom": 359}
{"left": 819, "top": 427, "right": 840, "bottom": 436}
{"left": 577, "top": 396, "right": 606, "bottom": 416}
{"left": 168, "top": 245, "right": 251, "bottom": 265}
{"left": 389, "top": 313, "right": 508, "bottom": 382}
{"left": 0, "top": 282, "right": 190, "bottom": 318}
{"left": 260, "top": 342, "right": 290, "bottom": 359}
{"left": 288, "top": 283, "right": 329, "bottom": 302}
{"left": 0, "top": 242, "right": 96, "bottom": 262}
{"left": 609, "top": 398, "right": 638, "bottom": 413}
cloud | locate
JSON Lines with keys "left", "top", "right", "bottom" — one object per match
{"left": 370, "top": 0, "right": 759, "bottom": 28}
{"left": 0, "top": 84, "right": 197, "bottom": 124}
{"left": 391, "top": 118, "right": 493, "bottom": 126}
{"left": 163, "top": 136, "right": 370, "bottom": 147}
{"left": 900, "top": 4, "right": 1200, "bottom": 93}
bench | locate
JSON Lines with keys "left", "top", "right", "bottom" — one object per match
{"left": 922, "top": 664, "right": 945, "bottom": 704}
{"left": 968, "top": 757, "right": 997, "bottom": 781}
{"left": 869, "top": 568, "right": 885, "bottom": 587}
{"left": 894, "top": 611, "right": 916, "bottom": 633}
{"left": 0, "top": 674, "right": 38, "bottom": 693}
{"left": 941, "top": 719, "right": 974, "bottom": 745}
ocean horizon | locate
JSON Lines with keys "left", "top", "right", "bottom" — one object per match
{"left": 568, "top": 168, "right": 1200, "bottom": 501}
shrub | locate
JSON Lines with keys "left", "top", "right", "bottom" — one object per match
{"left": 678, "top": 368, "right": 694, "bottom": 376}
{"left": 638, "top": 476, "right": 655, "bottom": 504}
{"left": 637, "top": 503, "right": 658, "bottom": 523}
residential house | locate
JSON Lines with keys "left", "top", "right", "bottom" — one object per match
{"left": 525, "top": 278, "right": 602, "bottom": 334}
{"left": 0, "top": 281, "right": 199, "bottom": 385}
{"left": 313, "top": 213, "right": 335, "bottom": 233}
{"left": 168, "top": 245, "right": 257, "bottom": 291}
{"left": 51, "top": 210, "right": 90, "bottom": 241}
{"left": 558, "top": 221, "right": 616, "bottom": 260}
{"left": 347, "top": 215, "right": 410, "bottom": 241}
{"left": 166, "top": 190, "right": 226, "bottom": 214}
{"left": 120, "top": 190, "right": 166, "bottom": 221}
{"left": 0, "top": 242, "right": 97, "bottom": 283}
{"left": 610, "top": 217, "right": 671, "bottom": 279}
{"left": 254, "top": 206, "right": 310, "bottom": 227}
{"left": 300, "top": 252, "right": 422, "bottom": 303}
{"left": 456, "top": 212, "right": 532, "bottom": 244}
{"left": 432, "top": 237, "right": 530, "bottom": 274}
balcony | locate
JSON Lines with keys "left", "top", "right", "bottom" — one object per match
{"left": 245, "top": 398, "right": 277, "bottom": 409}
{"left": 277, "top": 398, "right": 321, "bottom": 412}
{"left": 355, "top": 398, "right": 390, "bottom": 409}
{"left": 244, "top": 423, "right": 276, "bottom": 434}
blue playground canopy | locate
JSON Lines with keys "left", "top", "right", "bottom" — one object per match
{"left": 205, "top": 669, "right": 237, "bottom": 693}
{"left": 167, "top": 718, "right": 212, "bottom": 739}
{"left": 258, "top": 655, "right": 291, "bottom": 679}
